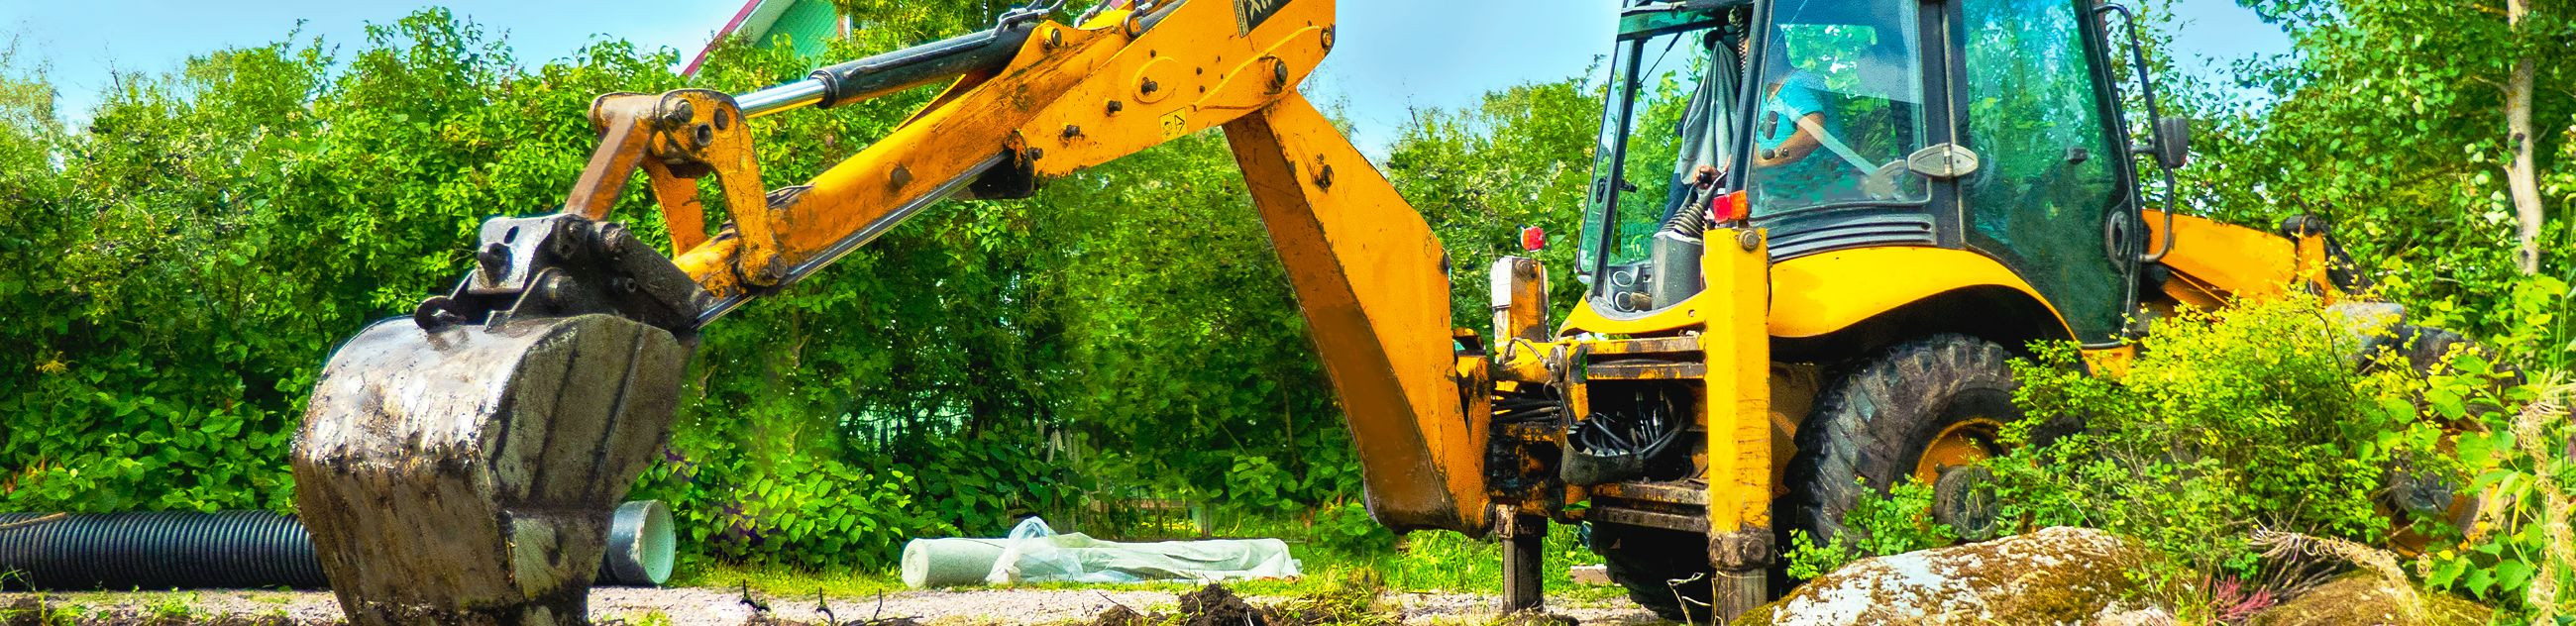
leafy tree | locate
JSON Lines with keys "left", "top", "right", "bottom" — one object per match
{"left": 0, "top": 1, "right": 1387, "bottom": 568}
{"left": 2169, "top": 0, "right": 2575, "bottom": 357}
{"left": 1385, "top": 78, "right": 1605, "bottom": 326}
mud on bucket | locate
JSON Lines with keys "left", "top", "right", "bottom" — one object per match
{"left": 293, "top": 313, "right": 690, "bottom": 625}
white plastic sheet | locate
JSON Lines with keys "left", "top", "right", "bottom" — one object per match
{"left": 899, "top": 517, "right": 1301, "bottom": 587}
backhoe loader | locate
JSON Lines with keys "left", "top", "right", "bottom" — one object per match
{"left": 290, "top": 0, "right": 2427, "bottom": 623}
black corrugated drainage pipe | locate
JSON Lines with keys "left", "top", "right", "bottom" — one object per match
{"left": 0, "top": 500, "right": 674, "bottom": 590}
{"left": 0, "top": 510, "right": 324, "bottom": 590}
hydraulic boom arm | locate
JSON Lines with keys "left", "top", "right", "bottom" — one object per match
{"left": 294, "top": 1, "right": 1486, "bottom": 623}
{"left": 630, "top": 0, "right": 1485, "bottom": 533}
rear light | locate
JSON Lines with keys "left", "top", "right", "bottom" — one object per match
{"left": 1708, "top": 190, "right": 1748, "bottom": 223}
{"left": 1521, "top": 226, "right": 1546, "bottom": 252}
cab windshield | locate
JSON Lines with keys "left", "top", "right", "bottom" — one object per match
{"left": 1746, "top": 0, "right": 1930, "bottom": 215}
{"left": 1581, "top": 0, "right": 1929, "bottom": 290}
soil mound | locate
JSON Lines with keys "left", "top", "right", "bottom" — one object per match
{"left": 1091, "top": 603, "right": 1147, "bottom": 626}
{"left": 1178, "top": 584, "right": 1266, "bottom": 626}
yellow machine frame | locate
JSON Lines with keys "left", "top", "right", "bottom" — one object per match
{"left": 288, "top": 0, "right": 2387, "bottom": 621}
{"left": 573, "top": 0, "right": 2358, "bottom": 607}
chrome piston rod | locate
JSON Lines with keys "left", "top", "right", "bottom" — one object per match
{"left": 731, "top": 1, "right": 1188, "bottom": 119}
{"left": 735, "top": 6, "right": 1050, "bottom": 119}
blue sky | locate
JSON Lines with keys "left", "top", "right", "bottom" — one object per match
{"left": 3, "top": 0, "right": 2289, "bottom": 152}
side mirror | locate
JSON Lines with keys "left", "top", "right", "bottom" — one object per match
{"left": 2152, "top": 115, "right": 2191, "bottom": 169}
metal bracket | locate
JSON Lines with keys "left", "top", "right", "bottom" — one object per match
{"left": 415, "top": 214, "right": 714, "bottom": 336}
{"left": 1706, "top": 528, "right": 1773, "bottom": 570}
{"left": 567, "top": 89, "right": 780, "bottom": 283}
{"left": 1906, "top": 143, "right": 1982, "bottom": 179}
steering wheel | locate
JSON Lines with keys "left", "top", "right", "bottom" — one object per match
{"left": 1859, "top": 159, "right": 1913, "bottom": 200}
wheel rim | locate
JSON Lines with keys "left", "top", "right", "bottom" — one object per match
{"left": 2385, "top": 429, "right": 2497, "bottom": 558}
{"left": 1913, "top": 418, "right": 2004, "bottom": 486}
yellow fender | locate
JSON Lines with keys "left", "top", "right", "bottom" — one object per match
{"left": 1769, "top": 247, "right": 2071, "bottom": 341}
{"left": 1557, "top": 246, "right": 2071, "bottom": 344}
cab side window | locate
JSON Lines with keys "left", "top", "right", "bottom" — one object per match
{"left": 1958, "top": 0, "right": 2129, "bottom": 342}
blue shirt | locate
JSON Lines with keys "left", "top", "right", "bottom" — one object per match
{"left": 1758, "top": 72, "right": 1831, "bottom": 152}
{"left": 1752, "top": 72, "right": 1860, "bottom": 211}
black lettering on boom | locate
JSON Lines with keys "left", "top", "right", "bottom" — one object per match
{"left": 1234, "top": 0, "right": 1291, "bottom": 35}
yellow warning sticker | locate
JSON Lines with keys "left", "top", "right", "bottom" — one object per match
{"left": 1159, "top": 110, "right": 1188, "bottom": 139}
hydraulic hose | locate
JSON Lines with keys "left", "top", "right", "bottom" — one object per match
{"left": 0, "top": 500, "right": 674, "bottom": 590}
{"left": 1661, "top": 195, "right": 1711, "bottom": 239}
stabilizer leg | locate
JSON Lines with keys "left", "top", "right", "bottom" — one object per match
{"left": 1497, "top": 509, "right": 1546, "bottom": 612}
{"left": 1712, "top": 569, "right": 1767, "bottom": 622}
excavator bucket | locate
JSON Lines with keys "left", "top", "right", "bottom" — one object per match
{"left": 293, "top": 215, "right": 708, "bottom": 625}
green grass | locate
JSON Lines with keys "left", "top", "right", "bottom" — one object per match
{"left": 672, "top": 515, "right": 1623, "bottom": 604}
{"left": 1286, "top": 528, "right": 1621, "bottom": 602}
{"left": 670, "top": 557, "right": 911, "bottom": 598}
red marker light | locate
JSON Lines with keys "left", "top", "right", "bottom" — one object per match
{"left": 1521, "top": 226, "right": 1546, "bottom": 252}
{"left": 1709, "top": 190, "right": 1748, "bottom": 223}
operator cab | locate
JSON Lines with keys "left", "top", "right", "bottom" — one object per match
{"left": 1580, "top": 0, "right": 2154, "bottom": 348}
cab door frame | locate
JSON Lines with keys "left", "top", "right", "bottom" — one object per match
{"left": 1926, "top": 0, "right": 2150, "bottom": 348}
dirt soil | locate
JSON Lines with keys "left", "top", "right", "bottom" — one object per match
{"left": 0, "top": 585, "right": 1659, "bottom": 626}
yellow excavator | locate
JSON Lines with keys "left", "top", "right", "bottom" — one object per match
{"left": 289, "top": 0, "right": 2423, "bottom": 623}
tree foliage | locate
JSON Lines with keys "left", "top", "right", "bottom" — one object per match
{"left": 0, "top": 0, "right": 1613, "bottom": 569}
{"left": 2169, "top": 0, "right": 2576, "bottom": 360}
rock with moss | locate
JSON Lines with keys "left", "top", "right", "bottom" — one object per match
{"left": 1734, "top": 527, "right": 2147, "bottom": 626}
{"left": 2247, "top": 573, "right": 2490, "bottom": 626}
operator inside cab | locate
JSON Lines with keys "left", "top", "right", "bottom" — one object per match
{"left": 1652, "top": 3, "right": 1929, "bottom": 224}
{"left": 1748, "top": 44, "right": 1852, "bottom": 201}
{"left": 1586, "top": 0, "right": 1931, "bottom": 306}
{"left": 1741, "top": 2, "right": 1929, "bottom": 214}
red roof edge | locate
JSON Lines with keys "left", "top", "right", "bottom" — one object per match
{"left": 683, "top": 0, "right": 767, "bottom": 77}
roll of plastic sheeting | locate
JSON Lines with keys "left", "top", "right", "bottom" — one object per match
{"left": 900, "top": 518, "right": 1300, "bottom": 587}
{"left": 901, "top": 537, "right": 1013, "bottom": 587}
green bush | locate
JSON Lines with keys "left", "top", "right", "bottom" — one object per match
{"left": 1987, "top": 294, "right": 2439, "bottom": 588}
{"left": 1781, "top": 479, "right": 1959, "bottom": 579}
{"left": 2408, "top": 277, "right": 2574, "bottom": 615}
{"left": 2419, "top": 386, "right": 2572, "bottom": 616}
{"left": 1972, "top": 290, "right": 2570, "bottom": 616}
{"left": 0, "top": 13, "right": 676, "bottom": 515}
{"left": 1309, "top": 497, "right": 1397, "bottom": 554}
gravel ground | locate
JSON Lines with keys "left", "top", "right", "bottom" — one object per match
{"left": 4, "top": 587, "right": 1664, "bottom": 625}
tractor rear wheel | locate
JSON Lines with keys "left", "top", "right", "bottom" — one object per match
{"left": 2365, "top": 324, "right": 2519, "bottom": 554}
{"left": 1780, "top": 334, "right": 2020, "bottom": 558}
{"left": 1587, "top": 522, "right": 1714, "bottom": 622}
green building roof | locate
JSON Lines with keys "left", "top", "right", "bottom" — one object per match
{"left": 684, "top": 0, "right": 849, "bottom": 76}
